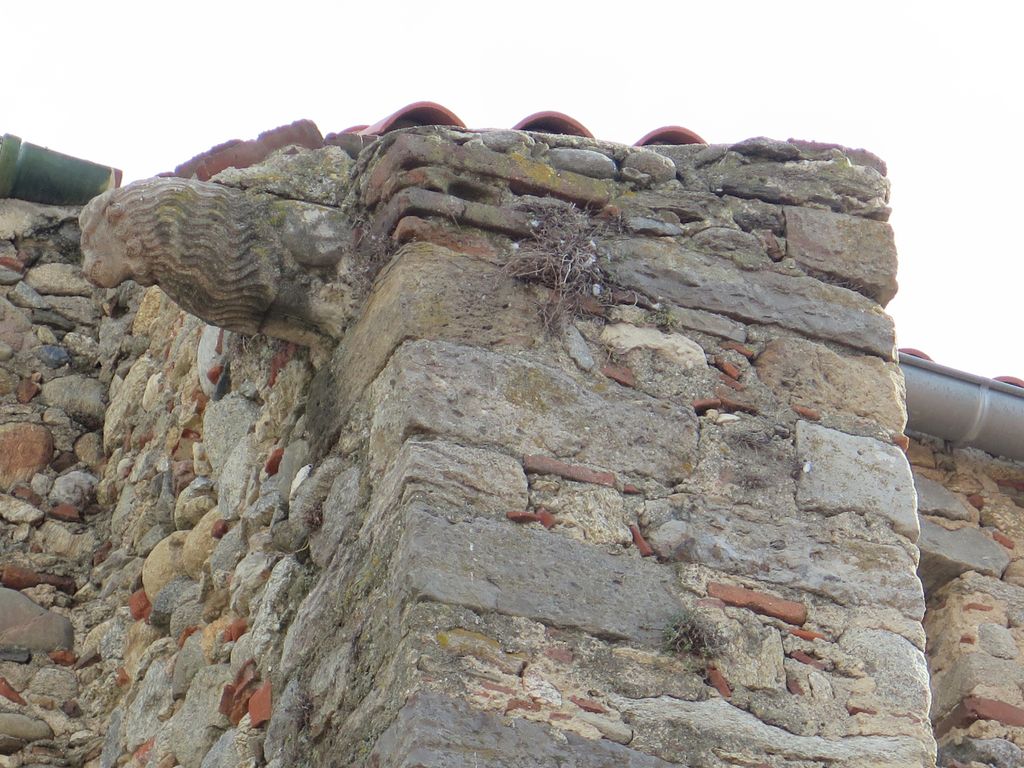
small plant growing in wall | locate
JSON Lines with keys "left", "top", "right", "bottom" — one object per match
{"left": 663, "top": 606, "right": 727, "bottom": 660}
{"left": 505, "top": 203, "right": 606, "bottom": 329}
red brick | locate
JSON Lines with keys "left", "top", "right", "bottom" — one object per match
{"left": 480, "top": 681, "right": 517, "bottom": 695}
{"left": 992, "top": 530, "right": 1015, "bottom": 550}
{"left": 93, "top": 540, "right": 113, "bottom": 566}
{"left": 789, "top": 650, "right": 827, "bottom": 670}
{"left": 629, "top": 524, "right": 655, "bottom": 557}
{"left": 219, "top": 658, "right": 259, "bottom": 725}
{"left": 714, "top": 357, "right": 742, "bottom": 380}
{"left": 960, "top": 634, "right": 976, "bottom": 644}
{"left": 222, "top": 617, "right": 248, "bottom": 643}
{"left": 785, "top": 674, "right": 804, "bottom": 695}
{"left": 968, "top": 493, "right": 985, "bottom": 510}
{"left": 248, "top": 680, "right": 272, "bottom": 728}
{"left": 212, "top": 519, "right": 230, "bottom": 539}
{"left": 964, "top": 602, "right": 994, "bottom": 612}
{"left": 789, "top": 627, "right": 828, "bottom": 642}
{"left": 2, "top": 565, "right": 76, "bottom": 594}
{"left": 601, "top": 363, "right": 637, "bottom": 389}
{"left": 391, "top": 216, "right": 501, "bottom": 258}
{"left": 49, "top": 503, "right": 82, "bottom": 523}
{"left": 522, "top": 455, "right": 616, "bottom": 487}
{"left": 115, "top": 667, "right": 130, "bottom": 686}
{"left": 543, "top": 647, "right": 574, "bottom": 664}
{"left": 622, "top": 483, "right": 642, "bottom": 495}
{"left": 129, "top": 588, "right": 152, "bottom": 621}
{"left": 570, "top": 695, "right": 607, "bottom": 713}
{"left": 791, "top": 404, "right": 821, "bottom": 421}
{"left": 49, "top": 650, "right": 76, "bottom": 666}
{"left": 717, "top": 374, "right": 746, "bottom": 392}
{"left": 206, "top": 363, "right": 224, "bottom": 384}
{"left": 10, "top": 484, "right": 42, "bottom": 507}
{"left": 174, "top": 119, "right": 323, "bottom": 181}
{"left": 706, "top": 665, "right": 732, "bottom": 698}
{"left": 15, "top": 378, "right": 40, "bottom": 404}
{"left": 846, "top": 704, "right": 878, "bottom": 716}
{"left": 267, "top": 343, "right": 297, "bottom": 388}
{"left": 265, "top": 447, "right": 284, "bottom": 477}
{"left": 935, "top": 696, "right": 1024, "bottom": 738}
{"left": 707, "top": 582, "right": 807, "bottom": 625}
{"left": 506, "top": 510, "right": 556, "bottom": 530}
{"left": 721, "top": 341, "right": 756, "bottom": 359}
{"left": 505, "top": 698, "right": 542, "bottom": 713}
{"left": 892, "top": 434, "right": 910, "bottom": 452}
{"left": 0, "top": 676, "right": 26, "bottom": 705}
{"left": 132, "top": 738, "right": 155, "bottom": 764}
{"left": 717, "top": 395, "right": 758, "bottom": 414}
{"left": 692, "top": 398, "right": 722, "bottom": 415}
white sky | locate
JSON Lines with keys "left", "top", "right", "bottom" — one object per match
{"left": 6, "top": 1, "right": 1021, "bottom": 378}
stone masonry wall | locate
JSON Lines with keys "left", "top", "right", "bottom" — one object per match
{"left": 909, "top": 435, "right": 1024, "bottom": 767}
{"left": 1, "top": 126, "right": 938, "bottom": 767}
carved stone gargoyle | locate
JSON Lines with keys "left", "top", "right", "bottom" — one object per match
{"left": 80, "top": 177, "right": 356, "bottom": 346}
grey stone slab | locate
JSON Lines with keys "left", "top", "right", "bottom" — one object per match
{"left": 604, "top": 238, "right": 895, "bottom": 357}
{"left": 648, "top": 501, "right": 924, "bottom": 620}
{"left": 785, "top": 206, "right": 898, "bottom": 305}
{"left": 369, "top": 691, "right": 677, "bottom": 767}
{"left": 913, "top": 473, "right": 974, "bottom": 522}
{"left": 943, "top": 572, "right": 1024, "bottom": 628}
{"left": 548, "top": 148, "right": 617, "bottom": 179}
{"left": 618, "top": 696, "right": 930, "bottom": 767}
{"left": 796, "top": 421, "right": 917, "bottom": 539}
{"left": 705, "top": 154, "right": 891, "bottom": 219}
{"left": 396, "top": 507, "right": 682, "bottom": 646}
{"left": 368, "top": 340, "right": 699, "bottom": 484}
{"left": 918, "top": 517, "right": 1010, "bottom": 593}
{"left": 202, "top": 393, "right": 259, "bottom": 475}
{"left": 0, "top": 587, "right": 74, "bottom": 651}
{"left": 939, "top": 737, "right": 1023, "bottom": 768}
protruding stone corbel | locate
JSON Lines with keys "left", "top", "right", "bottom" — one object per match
{"left": 80, "top": 177, "right": 356, "bottom": 346}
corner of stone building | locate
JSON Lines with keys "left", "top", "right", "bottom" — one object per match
{"left": 0, "top": 128, "right": 953, "bottom": 767}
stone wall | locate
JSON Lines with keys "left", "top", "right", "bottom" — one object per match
{"left": 0, "top": 126, "right": 940, "bottom": 766}
{"left": 910, "top": 435, "right": 1024, "bottom": 767}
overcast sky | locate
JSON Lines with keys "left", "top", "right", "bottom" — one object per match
{"left": 7, "top": 1, "right": 1021, "bottom": 379}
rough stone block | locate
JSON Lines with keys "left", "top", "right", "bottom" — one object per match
{"left": 395, "top": 507, "right": 683, "bottom": 645}
{"left": 367, "top": 340, "right": 699, "bottom": 484}
{"left": 606, "top": 238, "right": 895, "bottom": 357}
{"left": 918, "top": 517, "right": 1010, "bottom": 593}
{"left": 0, "top": 587, "right": 74, "bottom": 651}
{"left": 931, "top": 653, "right": 1024, "bottom": 723}
{"left": 368, "top": 691, "right": 674, "bottom": 767}
{"left": 755, "top": 337, "right": 906, "bottom": 434}
{"left": 913, "top": 473, "right": 975, "bottom": 522}
{"left": 0, "top": 423, "right": 53, "bottom": 490}
{"left": 784, "top": 206, "right": 898, "bottom": 305}
{"left": 796, "top": 421, "right": 917, "bottom": 540}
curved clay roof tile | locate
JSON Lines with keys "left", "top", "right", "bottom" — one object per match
{"left": 512, "top": 111, "right": 593, "bottom": 138}
{"left": 634, "top": 125, "right": 706, "bottom": 146}
{"left": 360, "top": 102, "right": 466, "bottom": 136}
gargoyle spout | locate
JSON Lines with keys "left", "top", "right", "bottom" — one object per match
{"left": 80, "top": 177, "right": 354, "bottom": 347}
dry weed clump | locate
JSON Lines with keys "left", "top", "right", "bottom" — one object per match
{"left": 504, "top": 203, "right": 607, "bottom": 329}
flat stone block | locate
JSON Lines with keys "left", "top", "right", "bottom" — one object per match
{"left": 368, "top": 340, "right": 699, "bottom": 484}
{"left": 785, "top": 206, "right": 898, "bottom": 305}
{"left": 795, "top": 421, "right": 917, "bottom": 540}
{"left": 918, "top": 517, "right": 1010, "bottom": 593}
{"left": 395, "top": 507, "right": 682, "bottom": 645}
{"left": 369, "top": 691, "right": 674, "bottom": 767}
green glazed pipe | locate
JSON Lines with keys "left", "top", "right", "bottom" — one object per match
{"left": 0, "top": 134, "right": 121, "bottom": 205}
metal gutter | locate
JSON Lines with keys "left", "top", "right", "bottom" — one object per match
{"left": 900, "top": 351, "right": 1024, "bottom": 462}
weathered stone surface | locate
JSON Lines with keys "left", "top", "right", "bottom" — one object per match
{"left": 41, "top": 374, "right": 107, "bottom": 428}
{"left": 395, "top": 507, "right": 682, "bottom": 645}
{"left": 203, "top": 393, "right": 259, "bottom": 475}
{"left": 142, "top": 531, "right": 189, "bottom": 599}
{"left": 166, "top": 663, "right": 233, "bottom": 768}
{"left": 648, "top": 501, "right": 924, "bottom": 619}
{"left": 978, "top": 622, "right": 1019, "bottom": 659}
{"left": 705, "top": 154, "right": 891, "bottom": 219}
{"left": 103, "top": 353, "right": 155, "bottom": 452}
{"left": 839, "top": 628, "right": 931, "bottom": 716}
{"left": 918, "top": 517, "right": 1010, "bottom": 593}
{"left": 913, "top": 473, "right": 975, "bottom": 522}
{"left": 599, "top": 323, "right": 707, "bottom": 369}
{"left": 939, "top": 737, "right": 1023, "bottom": 768}
{"left": 0, "top": 423, "right": 53, "bottom": 490}
{"left": 124, "top": 658, "right": 174, "bottom": 750}
{"left": 785, "top": 206, "right": 898, "bottom": 305}
{"left": 182, "top": 506, "right": 222, "bottom": 579}
{"left": 931, "top": 652, "right": 1024, "bottom": 721}
{"left": 0, "top": 712, "right": 52, "bottom": 743}
{"left": 796, "top": 422, "right": 918, "bottom": 539}
{"left": 730, "top": 137, "right": 802, "bottom": 162}
{"left": 605, "top": 238, "right": 895, "bottom": 357}
{"left": 755, "top": 337, "right": 906, "bottom": 433}
{"left": 213, "top": 144, "right": 353, "bottom": 207}
{"left": 307, "top": 243, "right": 544, "bottom": 454}
{"left": 0, "top": 587, "right": 73, "bottom": 650}
{"left": 622, "top": 149, "right": 676, "bottom": 183}
{"left": 548, "top": 148, "right": 617, "bottom": 179}
{"left": 366, "top": 340, "right": 699, "bottom": 483}
{"left": 369, "top": 691, "right": 674, "bottom": 767}
{"left": 50, "top": 469, "right": 98, "bottom": 508}
{"left": 25, "top": 262, "right": 94, "bottom": 296}
{"left": 619, "top": 696, "right": 929, "bottom": 766}
{"left": 0, "top": 494, "right": 44, "bottom": 524}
